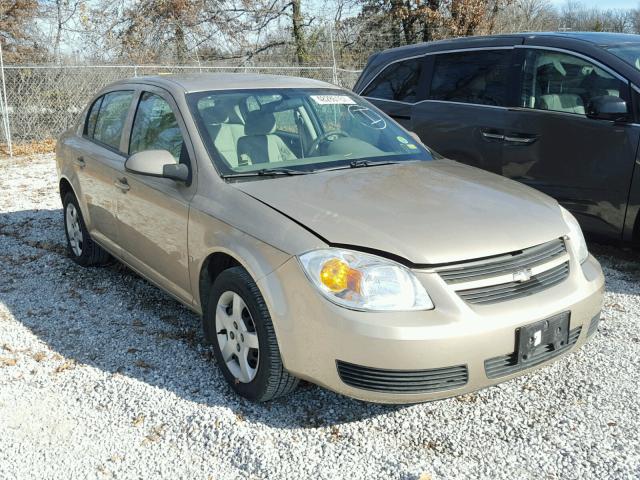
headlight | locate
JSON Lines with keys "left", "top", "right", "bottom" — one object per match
{"left": 560, "top": 206, "right": 588, "bottom": 264}
{"left": 298, "top": 249, "right": 434, "bottom": 311}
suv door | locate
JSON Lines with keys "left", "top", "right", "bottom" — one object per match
{"left": 116, "top": 88, "right": 196, "bottom": 304}
{"left": 75, "top": 90, "right": 135, "bottom": 253}
{"left": 502, "top": 47, "right": 639, "bottom": 239}
{"left": 412, "top": 48, "right": 516, "bottom": 173}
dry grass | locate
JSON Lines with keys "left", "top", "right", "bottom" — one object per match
{"left": 0, "top": 139, "right": 56, "bottom": 156}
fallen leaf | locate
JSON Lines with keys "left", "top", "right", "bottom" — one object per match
{"left": 134, "top": 359, "right": 153, "bottom": 369}
{"left": 132, "top": 414, "right": 145, "bottom": 427}
{"left": 0, "top": 357, "right": 17, "bottom": 367}
{"left": 32, "top": 351, "right": 46, "bottom": 362}
{"left": 54, "top": 360, "right": 76, "bottom": 373}
{"left": 418, "top": 474, "right": 433, "bottom": 480}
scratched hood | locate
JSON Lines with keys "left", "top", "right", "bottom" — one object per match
{"left": 233, "top": 160, "right": 569, "bottom": 264}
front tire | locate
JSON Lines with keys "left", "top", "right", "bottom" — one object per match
{"left": 203, "top": 267, "right": 298, "bottom": 402}
{"left": 63, "top": 191, "right": 110, "bottom": 266}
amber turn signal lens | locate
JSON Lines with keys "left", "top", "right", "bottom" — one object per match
{"left": 319, "top": 258, "right": 362, "bottom": 293}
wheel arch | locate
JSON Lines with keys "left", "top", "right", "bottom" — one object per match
{"left": 198, "top": 250, "right": 243, "bottom": 315}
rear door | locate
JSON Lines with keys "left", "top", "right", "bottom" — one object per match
{"left": 411, "top": 48, "right": 516, "bottom": 173}
{"left": 75, "top": 90, "right": 135, "bottom": 253}
{"left": 115, "top": 87, "right": 195, "bottom": 304}
{"left": 502, "top": 46, "right": 640, "bottom": 238}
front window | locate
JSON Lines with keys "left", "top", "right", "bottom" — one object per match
{"left": 188, "top": 88, "right": 433, "bottom": 177}
{"left": 520, "top": 49, "right": 629, "bottom": 116}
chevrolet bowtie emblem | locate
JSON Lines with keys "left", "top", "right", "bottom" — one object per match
{"left": 513, "top": 269, "right": 532, "bottom": 283}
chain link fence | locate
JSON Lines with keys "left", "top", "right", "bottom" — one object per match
{"left": 0, "top": 64, "right": 362, "bottom": 151}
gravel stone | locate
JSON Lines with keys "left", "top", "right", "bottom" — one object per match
{"left": 0, "top": 154, "right": 639, "bottom": 479}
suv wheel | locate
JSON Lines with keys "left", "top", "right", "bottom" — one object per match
{"left": 63, "top": 191, "right": 110, "bottom": 266}
{"left": 203, "top": 267, "right": 299, "bottom": 401}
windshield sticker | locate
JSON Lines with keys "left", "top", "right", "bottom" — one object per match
{"left": 405, "top": 144, "right": 418, "bottom": 150}
{"left": 347, "top": 105, "right": 387, "bottom": 130}
{"left": 310, "top": 95, "right": 356, "bottom": 105}
{"left": 396, "top": 136, "right": 409, "bottom": 144}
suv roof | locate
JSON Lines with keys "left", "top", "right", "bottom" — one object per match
{"left": 354, "top": 32, "right": 640, "bottom": 94}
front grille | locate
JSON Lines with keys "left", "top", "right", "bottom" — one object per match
{"left": 457, "top": 262, "right": 569, "bottom": 305}
{"left": 336, "top": 361, "right": 468, "bottom": 394}
{"left": 435, "top": 238, "right": 570, "bottom": 305}
{"left": 485, "top": 326, "right": 582, "bottom": 378}
{"left": 438, "top": 238, "right": 567, "bottom": 283}
{"left": 587, "top": 314, "right": 601, "bottom": 337}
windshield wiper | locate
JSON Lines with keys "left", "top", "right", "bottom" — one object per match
{"left": 311, "top": 159, "right": 404, "bottom": 173}
{"left": 222, "top": 167, "right": 308, "bottom": 178}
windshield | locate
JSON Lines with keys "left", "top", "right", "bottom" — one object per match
{"left": 187, "top": 88, "right": 433, "bottom": 177}
{"left": 606, "top": 43, "right": 640, "bottom": 71}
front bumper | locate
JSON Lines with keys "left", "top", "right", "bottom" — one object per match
{"left": 257, "top": 253, "right": 604, "bottom": 403}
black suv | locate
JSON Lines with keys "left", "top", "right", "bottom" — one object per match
{"left": 354, "top": 32, "right": 640, "bottom": 244}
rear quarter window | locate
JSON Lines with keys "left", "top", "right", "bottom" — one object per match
{"left": 361, "top": 58, "right": 422, "bottom": 103}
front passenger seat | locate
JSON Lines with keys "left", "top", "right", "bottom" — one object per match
{"left": 237, "top": 111, "right": 297, "bottom": 165}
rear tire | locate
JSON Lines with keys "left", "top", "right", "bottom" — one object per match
{"left": 62, "top": 191, "right": 110, "bottom": 267}
{"left": 203, "top": 267, "right": 299, "bottom": 402}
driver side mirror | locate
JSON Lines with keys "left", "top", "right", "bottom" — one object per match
{"left": 586, "top": 95, "right": 629, "bottom": 122}
{"left": 125, "top": 150, "right": 189, "bottom": 182}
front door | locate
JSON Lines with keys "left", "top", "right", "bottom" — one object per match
{"left": 115, "top": 89, "right": 196, "bottom": 303}
{"left": 502, "top": 47, "right": 640, "bottom": 239}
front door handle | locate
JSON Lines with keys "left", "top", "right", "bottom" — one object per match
{"left": 74, "top": 156, "right": 86, "bottom": 168}
{"left": 481, "top": 131, "right": 505, "bottom": 141}
{"left": 114, "top": 177, "right": 130, "bottom": 192}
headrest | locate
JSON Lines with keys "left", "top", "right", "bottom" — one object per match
{"left": 200, "top": 105, "right": 228, "bottom": 124}
{"left": 244, "top": 111, "right": 276, "bottom": 136}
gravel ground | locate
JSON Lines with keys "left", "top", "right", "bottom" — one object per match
{"left": 0, "top": 153, "right": 639, "bottom": 480}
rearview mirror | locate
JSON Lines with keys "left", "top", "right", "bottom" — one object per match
{"left": 125, "top": 150, "right": 189, "bottom": 182}
{"left": 586, "top": 96, "right": 629, "bottom": 122}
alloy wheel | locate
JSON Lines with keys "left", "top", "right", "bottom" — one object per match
{"left": 215, "top": 290, "right": 260, "bottom": 383}
{"left": 65, "top": 203, "right": 83, "bottom": 256}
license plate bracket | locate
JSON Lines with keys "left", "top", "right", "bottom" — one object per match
{"left": 516, "top": 312, "right": 570, "bottom": 364}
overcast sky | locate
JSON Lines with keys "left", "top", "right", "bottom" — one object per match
{"left": 549, "top": 0, "right": 639, "bottom": 8}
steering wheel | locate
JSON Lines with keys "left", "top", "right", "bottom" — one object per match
{"left": 306, "top": 130, "right": 349, "bottom": 156}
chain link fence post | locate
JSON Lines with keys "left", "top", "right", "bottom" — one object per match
{"left": 0, "top": 43, "right": 13, "bottom": 157}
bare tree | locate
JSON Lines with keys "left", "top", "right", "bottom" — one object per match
{"left": 0, "top": 0, "right": 44, "bottom": 62}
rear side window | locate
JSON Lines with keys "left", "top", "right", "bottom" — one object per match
{"left": 429, "top": 50, "right": 511, "bottom": 106}
{"left": 91, "top": 90, "right": 134, "bottom": 150}
{"left": 129, "top": 92, "right": 185, "bottom": 162}
{"left": 361, "top": 58, "right": 422, "bottom": 102}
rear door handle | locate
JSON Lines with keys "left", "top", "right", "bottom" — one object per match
{"left": 114, "top": 177, "right": 130, "bottom": 192}
{"left": 504, "top": 135, "right": 538, "bottom": 145}
{"left": 74, "top": 156, "right": 86, "bottom": 168}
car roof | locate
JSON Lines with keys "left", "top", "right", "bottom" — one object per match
{"left": 108, "top": 73, "right": 341, "bottom": 94}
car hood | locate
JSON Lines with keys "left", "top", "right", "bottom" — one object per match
{"left": 232, "top": 160, "right": 569, "bottom": 265}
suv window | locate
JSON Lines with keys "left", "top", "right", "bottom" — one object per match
{"left": 92, "top": 90, "right": 134, "bottom": 150}
{"left": 429, "top": 50, "right": 511, "bottom": 106}
{"left": 361, "top": 58, "right": 422, "bottom": 102}
{"left": 129, "top": 92, "right": 185, "bottom": 162}
{"left": 521, "top": 49, "right": 629, "bottom": 116}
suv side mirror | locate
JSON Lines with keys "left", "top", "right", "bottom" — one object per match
{"left": 125, "top": 150, "right": 189, "bottom": 182}
{"left": 586, "top": 95, "right": 629, "bottom": 122}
